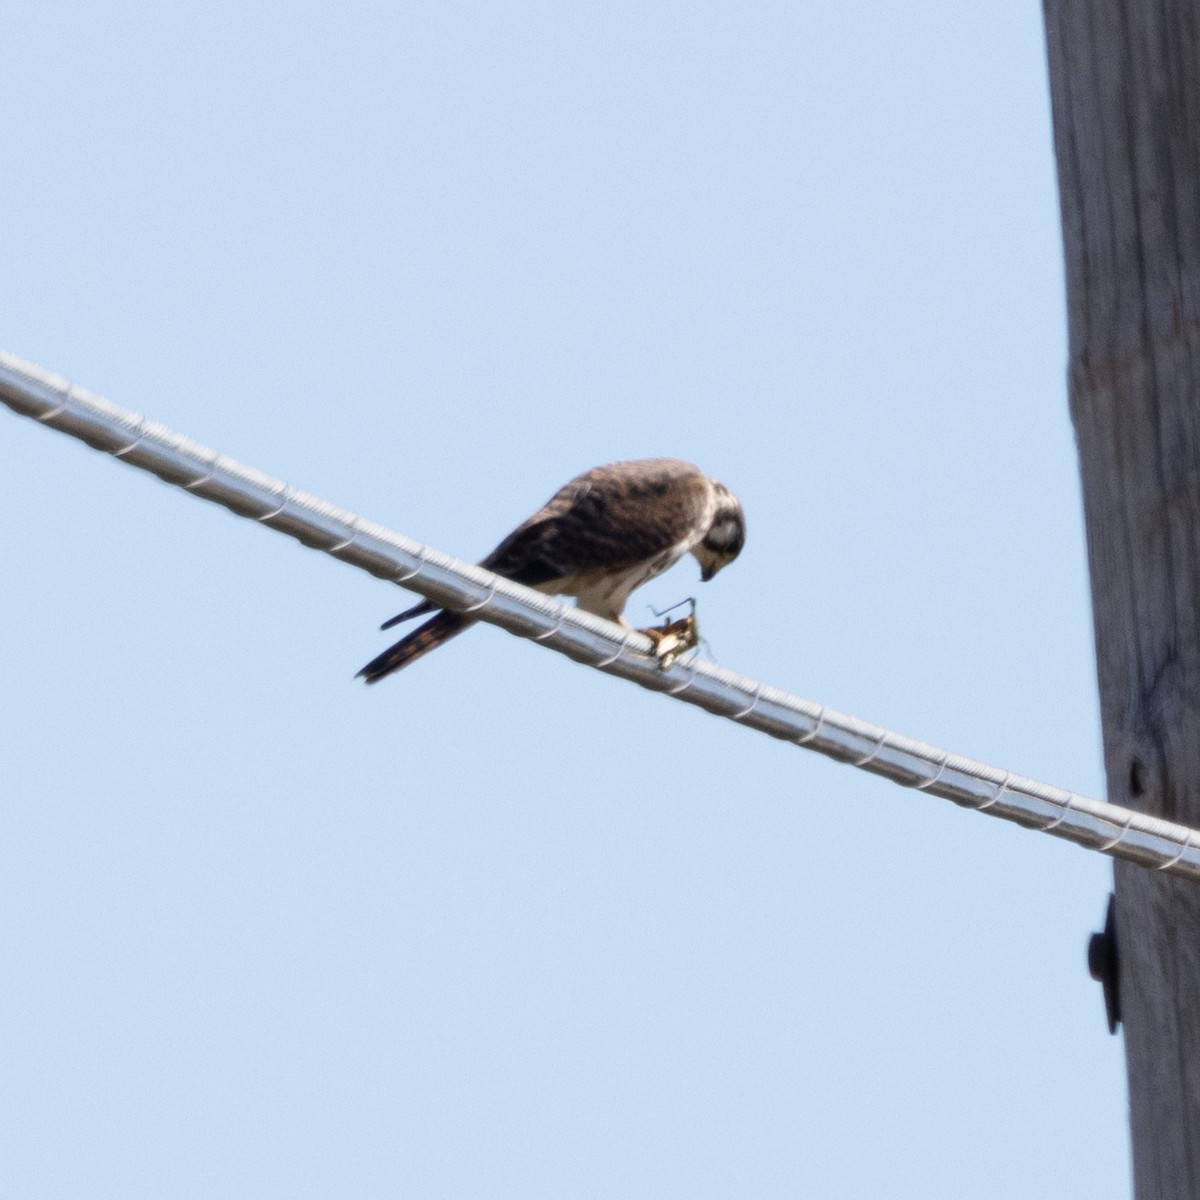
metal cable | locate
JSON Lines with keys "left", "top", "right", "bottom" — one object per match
{"left": 3, "top": 348, "right": 1195, "bottom": 880}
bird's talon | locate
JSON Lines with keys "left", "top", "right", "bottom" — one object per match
{"left": 637, "top": 613, "right": 700, "bottom": 670}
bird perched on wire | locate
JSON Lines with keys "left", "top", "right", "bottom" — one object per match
{"left": 357, "top": 458, "right": 745, "bottom": 684}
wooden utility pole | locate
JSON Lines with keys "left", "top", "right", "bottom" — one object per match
{"left": 1044, "top": 1, "right": 1200, "bottom": 1193}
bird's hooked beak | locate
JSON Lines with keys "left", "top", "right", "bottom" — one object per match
{"left": 700, "top": 565, "right": 716, "bottom": 583}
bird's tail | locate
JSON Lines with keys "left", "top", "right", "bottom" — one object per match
{"left": 356, "top": 610, "right": 475, "bottom": 684}
{"left": 380, "top": 599, "right": 437, "bottom": 630}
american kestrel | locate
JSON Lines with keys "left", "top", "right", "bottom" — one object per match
{"left": 357, "top": 458, "right": 746, "bottom": 684}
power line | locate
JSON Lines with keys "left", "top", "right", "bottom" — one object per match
{"left": 3, "top": 347, "right": 1196, "bottom": 880}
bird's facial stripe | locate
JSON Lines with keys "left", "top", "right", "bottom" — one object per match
{"left": 703, "top": 517, "right": 744, "bottom": 556}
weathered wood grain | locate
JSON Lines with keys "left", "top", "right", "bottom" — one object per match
{"left": 1044, "top": 1, "right": 1200, "bottom": 1193}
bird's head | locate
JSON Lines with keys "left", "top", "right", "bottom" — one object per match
{"left": 693, "top": 481, "right": 746, "bottom": 583}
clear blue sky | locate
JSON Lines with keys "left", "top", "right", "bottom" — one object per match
{"left": 1, "top": 2, "right": 1124, "bottom": 1196}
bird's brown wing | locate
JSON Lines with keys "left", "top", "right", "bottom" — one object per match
{"left": 481, "top": 459, "right": 712, "bottom": 586}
